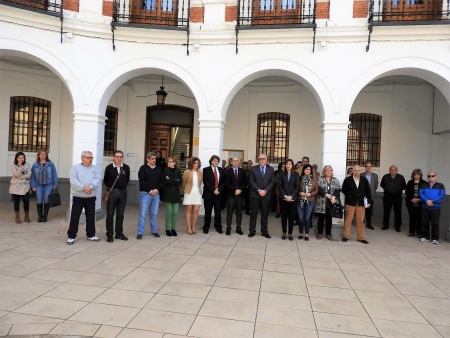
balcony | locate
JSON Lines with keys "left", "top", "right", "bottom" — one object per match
{"left": 112, "top": 0, "right": 190, "bottom": 29}
{"left": 0, "top": 0, "right": 63, "bottom": 17}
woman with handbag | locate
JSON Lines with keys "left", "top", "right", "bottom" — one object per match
{"left": 30, "top": 149, "right": 58, "bottom": 222}
{"left": 9, "top": 152, "right": 32, "bottom": 224}
{"left": 162, "top": 156, "right": 182, "bottom": 236}
{"left": 315, "top": 165, "right": 341, "bottom": 240}
{"left": 298, "top": 164, "right": 318, "bottom": 241}
{"left": 182, "top": 157, "right": 203, "bottom": 235}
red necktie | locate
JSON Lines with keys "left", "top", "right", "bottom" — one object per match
{"left": 235, "top": 169, "right": 238, "bottom": 179}
{"left": 214, "top": 168, "right": 218, "bottom": 189}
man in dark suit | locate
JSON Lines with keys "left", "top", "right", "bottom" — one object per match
{"left": 248, "top": 154, "right": 276, "bottom": 238}
{"left": 361, "top": 162, "right": 378, "bottom": 230}
{"left": 202, "top": 155, "right": 225, "bottom": 234}
{"left": 225, "top": 157, "right": 247, "bottom": 235}
{"left": 342, "top": 165, "right": 372, "bottom": 244}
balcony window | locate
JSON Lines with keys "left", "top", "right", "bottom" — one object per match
{"left": 1, "top": 0, "right": 62, "bottom": 16}
{"left": 377, "top": 0, "right": 444, "bottom": 22}
{"left": 130, "top": 0, "right": 177, "bottom": 25}
{"left": 104, "top": 106, "right": 118, "bottom": 157}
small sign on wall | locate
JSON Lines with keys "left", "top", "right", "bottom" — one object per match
{"left": 193, "top": 137, "right": 199, "bottom": 146}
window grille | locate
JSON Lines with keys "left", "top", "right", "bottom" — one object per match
{"left": 104, "top": 106, "right": 118, "bottom": 156}
{"left": 256, "top": 112, "right": 290, "bottom": 163}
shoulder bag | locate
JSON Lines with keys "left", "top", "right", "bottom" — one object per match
{"left": 103, "top": 170, "right": 121, "bottom": 203}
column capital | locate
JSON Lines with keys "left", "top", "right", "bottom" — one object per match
{"left": 321, "top": 121, "right": 350, "bottom": 131}
{"left": 198, "top": 119, "right": 226, "bottom": 129}
{"left": 73, "top": 111, "right": 107, "bottom": 123}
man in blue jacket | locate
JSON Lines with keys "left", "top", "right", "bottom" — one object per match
{"left": 419, "top": 172, "right": 446, "bottom": 245}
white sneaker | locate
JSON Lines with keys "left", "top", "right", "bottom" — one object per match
{"left": 87, "top": 235, "right": 100, "bottom": 241}
{"left": 67, "top": 238, "right": 75, "bottom": 245}
{"left": 420, "top": 238, "right": 429, "bottom": 242}
{"left": 432, "top": 240, "right": 439, "bottom": 245}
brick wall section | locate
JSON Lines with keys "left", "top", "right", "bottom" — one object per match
{"left": 63, "top": 0, "right": 79, "bottom": 12}
{"left": 353, "top": 0, "right": 369, "bottom": 18}
{"left": 190, "top": 7, "right": 204, "bottom": 23}
{"left": 315, "top": 2, "right": 329, "bottom": 20}
{"left": 103, "top": 0, "right": 113, "bottom": 17}
{"left": 225, "top": 5, "right": 237, "bottom": 22}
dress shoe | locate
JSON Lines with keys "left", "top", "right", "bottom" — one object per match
{"left": 316, "top": 234, "right": 322, "bottom": 240}
{"left": 366, "top": 225, "right": 375, "bottom": 230}
{"left": 304, "top": 236, "right": 309, "bottom": 241}
{"left": 342, "top": 238, "right": 348, "bottom": 242}
{"left": 248, "top": 233, "right": 255, "bottom": 237}
{"left": 107, "top": 237, "right": 113, "bottom": 243}
{"left": 246, "top": 211, "right": 250, "bottom": 215}
{"left": 226, "top": 229, "right": 231, "bottom": 235}
{"left": 236, "top": 228, "right": 243, "bottom": 235}
{"left": 262, "top": 233, "right": 271, "bottom": 239}
{"left": 136, "top": 234, "right": 143, "bottom": 240}
{"left": 171, "top": 230, "right": 178, "bottom": 236}
{"left": 326, "top": 235, "right": 333, "bottom": 241}
{"left": 298, "top": 235, "right": 304, "bottom": 240}
{"left": 275, "top": 214, "right": 280, "bottom": 218}
{"left": 282, "top": 233, "right": 287, "bottom": 240}
{"left": 216, "top": 229, "right": 224, "bottom": 234}
{"left": 395, "top": 227, "right": 401, "bottom": 232}
{"left": 115, "top": 234, "right": 128, "bottom": 241}
{"left": 166, "top": 230, "right": 173, "bottom": 237}
{"left": 358, "top": 239, "right": 369, "bottom": 244}
{"left": 288, "top": 234, "right": 293, "bottom": 241}
{"left": 152, "top": 232, "right": 160, "bottom": 238}
{"left": 407, "top": 233, "right": 414, "bottom": 237}
{"left": 203, "top": 229, "right": 209, "bottom": 234}
{"left": 381, "top": 226, "right": 389, "bottom": 230}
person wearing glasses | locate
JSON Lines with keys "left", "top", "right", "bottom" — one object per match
{"left": 248, "top": 154, "right": 276, "bottom": 238}
{"left": 137, "top": 152, "right": 164, "bottom": 239}
{"left": 419, "top": 172, "right": 446, "bottom": 245}
{"left": 361, "top": 162, "right": 378, "bottom": 230}
{"left": 380, "top": 165, "right": 406, "bottom": 232}
{"left": 67, "top": 151, "right": 102, "bottom": 245}
{"left": 103, "top": 150, "right": 130, "bottom": 243}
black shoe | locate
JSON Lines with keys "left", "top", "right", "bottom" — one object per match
{"left": 226, "top": 230, "right": 231, "bottom": 235}
{"left": 298, "top": 235, "right": 304, "bottom": 240}
{"left": 395, "top": 227, "right": 401, "bottom": 232}
{"left": 358, "top": 239, "right": 369, "bottom": 244}
{"left": 381, "top": 226, "right": 389, "bottom": 230}
{"left": 248, "top": 233, "right": 255, "bottom": 237}
{"left": 152, "top": 232, "right": 160, "bottom": 238}
{"left": 166, "top": 230, "right": 173, "bottom": 237}
{"left": 203, "top": 229, "right": 209, "bottom": 234}
{"left": 171, "top": 230, "right": 177, "bottom": 236}
{"left": 342, "top": 238, "right": 348, "bottom": 242}
{"left": 115, "top": 234, "right": 128, "bottom": 241}
{"left": 366, "top": 225, "right": 375, "bottom": 230}
{"left": 304, "top": 237, "right": 309, "bottom": 241}
{"left": 263, "top": 233, "right": 271, "bottom": 239}
{"left": 216, "top": 229, "right": 224, "bottom": 234}
{"left": 136, "top": 234, "right": 143, "bottom": 240}
{"left": 288, "top": 235, "right": 293, "bottom": 241}
{"left": 276, "top": 214, "right": 280, "bottom": 218}
{"left": 236, "top": 228, "right": 243, "bottom": 235}
{"left": 246, "top": 212, "right": 250, "bottom": 215}
{"left": 282, "top": 234, "right": 287, "bottom": 240}
{"left": 107, "top": 237, "right": 113, "bottom": 243}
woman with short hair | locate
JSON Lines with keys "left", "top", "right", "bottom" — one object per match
{"left": 405, "top": 169, "right": 426, "bottom": 238}
{"left": 162, "top": 157, "right": 182, "bottom": 236}
{"left": 182, "top": 157, "right": 203, "bottom": 235}
{"left": 10, "top": 152, "right": 32, "bottom": 224}
{"left": 298, "top": 164, "right": 318, "bottom": 241}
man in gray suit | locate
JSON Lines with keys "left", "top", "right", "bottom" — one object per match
{"left": 248, "top": 154, "right": 276, "bottom": 238}
{"left": 361, "top": 162, "right": 378, "bottom": 230}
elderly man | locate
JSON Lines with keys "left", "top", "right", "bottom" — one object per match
{"left": 67, "top": 151, "right": 102, "bottom": 245}
{"left": 419, "top": 172, "right": 446, "bottom": 245}
{"left": 361, "top": 162, "right": 379, "bottom": 230}
{"left": 225, "top": 157, "right": 246, "bottom": 235}
{"left": 380, "top": 165, "right": 406, "bottom": 232}
{"left": 342, "top": 165, "right": 372, "bottom": 244}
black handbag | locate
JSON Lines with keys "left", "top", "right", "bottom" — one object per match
{"left": 327, "top": 197, "right": 344, "bottom": 219}
{"left": 48, "top": 188, "right": 62, "bottom": 208}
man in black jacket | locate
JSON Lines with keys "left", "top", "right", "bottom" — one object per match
{"left": 342, "top": 165, "right": 372, "bottom": 244}
{"left": 104, "top": 150, "right": 130, "bottom": 242}
{"left": 225, "top": 157, "right": 247, "bottom": 235}
{"left": 202, "top": 155, "right": 225, "bottom": 234}
{"left": 380, "top": 165, "right": 406, "bottom": 231}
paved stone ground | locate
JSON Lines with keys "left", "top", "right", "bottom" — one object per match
{"left": 0, "top": 201, "right": 449, "bottom": 338}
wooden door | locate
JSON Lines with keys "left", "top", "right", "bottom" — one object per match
{"left": 147, "top": 125, "right": 170, "bottom": 160}
{"left": 16, "top": 0, "right": 48, "bottom": 10}
{"left": 130, "top": 0, "right": 177, "bottom": 25}
{"left": 252, "top": 0, "right": 302, "bottom": 25}
{"left": 384, "top": 0, "right": 442, "bottom": 22}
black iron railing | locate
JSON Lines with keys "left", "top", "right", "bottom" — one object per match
{"left": 235, "top": 0, "right": 316, "bottom": 53}
{"left": 367, "top": 0, "right": 450, "bottom": 50}
{"left": 111, "top": 0, "right": 190, "bottom": 53}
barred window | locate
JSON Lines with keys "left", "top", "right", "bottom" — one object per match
{"left": 8, "top": 96, "right": 51, "bottom": 152}
{"left": 256, "top": 112, "right": 290, "bottom": 163}
{"left": 347, "top": 113, "right": 382, "bottom": 167}
{"left": 104, "top": 106, "right": 118, "bottom": 157}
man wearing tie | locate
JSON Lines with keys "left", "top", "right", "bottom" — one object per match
{"left": 226, "top": 157, "right": 247, "bottom": 235}
{"left": 248, "top": 154, "right": 276, "bottom": 238}
{"left": 361, "top": 162, "right": 378, "bottom": 230}
{"left": 202, "top": 155, "right": 225, "bottom": 234}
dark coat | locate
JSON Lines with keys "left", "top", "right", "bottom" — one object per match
{"left": 248, "top": 165, "right": 276, "bottom": 199}
{"left": 405, "top": 179, "right": 426, "bottom": 207}
{"left": 277, "top": 171, "right": 300, "bottom": 201}
{"left": 226, "top": 167, "right": 247, "bottom": 197}
{"left": 342, "top": 175, "right": 372, "bottom": 207}
{"left": 202, "top": 166, "right": 225, "bottom": 199}
{"left": 162, "top": 167, "right": 182, "bottom": 203}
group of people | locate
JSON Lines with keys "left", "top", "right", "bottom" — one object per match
{"left": 9, "top": 150, "right": 58, "bottom": 224}
{"left": 10, "top": 150, "right": 445, "bottom": 246}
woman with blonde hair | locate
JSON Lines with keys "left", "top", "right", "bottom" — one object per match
{"left": 10, "top": 152, "right": 32, "bottom": 223}
{"left": 315, "top": 165, "right": 341, "bottom": 240}
{"left": 182, "top": 157, "right": 203, "bottom": 234}
{"left": 162, "top": 156, "right": 182, "bottom": 236}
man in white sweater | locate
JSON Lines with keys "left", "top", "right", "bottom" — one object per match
{"left": 67, "top": 151, "right": 102, "bottom": 244}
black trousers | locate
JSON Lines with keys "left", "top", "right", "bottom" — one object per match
{"left": 204, "top": 195, "right": 222, "bottom": 231}
{"left": 317, "top": 213, "right": 332, "bottom": 236}
{"left": 106, "top": 189, "right": 127, "bottom": 238}
{"left": 421, "top": 208, "right": 441, "bottom": 241}
{"left": 249, "top": 196, "right": 270, "bottom": 235}
{"left": 68, "top": 196, "right": 96, "bottom": 239}
{"left": 13, "top": 193, "right": 29, "bottom": 212}
{"left": 365, "top": 200, "right": 374, "bottom": 227}
{"left": 407, "top": 205, "right": 422, "bottom": 236}
{"left": 383, "top": 195, "right": 403, "bottom": 228}
{"left": 244, "top": 189, "right": 250, "bottom": 213}
{"left": 280, "top": 199, "right": 296, "bottom": 234}
{"left": 226, "top": 195, "right": 243, "bottom": 230}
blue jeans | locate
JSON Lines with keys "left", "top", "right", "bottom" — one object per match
{"left": 298, "top": 201, "right": 315, "bottom": 235}
{"left": 137, "top": 192, "right": 160, "bottom": 234}
{"left": 36, "top": 184, "right": 54, "bottom": 203}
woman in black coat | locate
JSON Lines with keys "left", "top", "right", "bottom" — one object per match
{"left": 277, "top": 159, "right": 300, "bottom": 240}
{"left": 405, "top": 169, "right": 426, "bottom": 238}
{"left": 162, "top": 156, "right": 182, "bottom": 236}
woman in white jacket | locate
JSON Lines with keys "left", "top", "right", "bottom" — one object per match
{"left": 9, "top": 152, "right": 31, "bottom": 223}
